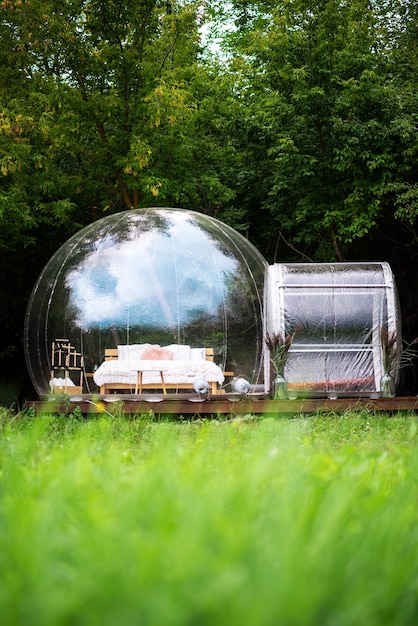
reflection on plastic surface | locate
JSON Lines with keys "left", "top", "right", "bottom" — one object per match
{"left": 25, "top": 208, "right": 267, "bottom": 396}
{"left": 265, "top": 263, "right": 401, "bottom": 394}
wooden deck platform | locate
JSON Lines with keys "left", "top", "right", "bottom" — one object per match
{"left": 26, "top": 394, "right": 418, "bottom": 416}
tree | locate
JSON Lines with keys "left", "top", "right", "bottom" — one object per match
{"left": 218, "top": 0, "right": 418, "bottom": 262}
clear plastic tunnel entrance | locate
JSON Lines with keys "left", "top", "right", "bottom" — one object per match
{"left": 25, "top": 208, "right": 267, "bottom": 397}
{"left": 264, "top": 262, "right": 401, "bottom": 396}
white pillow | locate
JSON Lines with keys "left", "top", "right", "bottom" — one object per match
{"left": 141, "top": 346, "right": 174, "bottom": 360}
{"left": 118, "top": 344, "right": 152, "bottom": 360}
{"left": 52, "top": 377, "right": 75, "bottom": 386}
{"left": 191, "top": 348, "right": 206, "bottom": 361}
{"left": 164, "top": 344, "right": 191, "bottom": 360}
{"left": 117, "top": 345, "right": 127, "bottom": 359}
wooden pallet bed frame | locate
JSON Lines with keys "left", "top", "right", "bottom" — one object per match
{"left": 98, "top": 347, "right": 222, "bottom": 395}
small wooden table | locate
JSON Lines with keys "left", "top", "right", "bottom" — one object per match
{"left": 133, "top": 366, "right": 167, "bottom": 394}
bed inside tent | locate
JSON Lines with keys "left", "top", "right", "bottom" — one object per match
{"left": 264, "top": 262, "right": 401, "bottom": 397}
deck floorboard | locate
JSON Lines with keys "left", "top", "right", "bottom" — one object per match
{"left": 26, "top": 395, "right": 418, "bottom": 415}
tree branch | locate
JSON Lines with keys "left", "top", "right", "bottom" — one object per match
{"left": 96, "top": 121, "right": 134, "bottom": 208}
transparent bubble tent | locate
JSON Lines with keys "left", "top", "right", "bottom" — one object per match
{"left": 24, "top": 208, "right": 267, "bottom": 397}
{"left": 264, "top": 262, "right": 401, "bottom": 396}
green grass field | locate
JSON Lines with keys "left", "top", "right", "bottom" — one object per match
{"left": 1, "top": 408, "right": 418, "bottom": 625}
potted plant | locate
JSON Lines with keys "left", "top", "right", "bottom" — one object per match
{"left": 380, "top": 325, "right": 398, "bottom": 397}
{"left": 265, "top": 329, "right": 297, "bottom": 399}
{"left": 380, "top": 326, "right": 418, "bottom": 397}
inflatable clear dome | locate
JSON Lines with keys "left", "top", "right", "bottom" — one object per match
{"left": 25, "top": 208, "right": 267, "bottom": 397}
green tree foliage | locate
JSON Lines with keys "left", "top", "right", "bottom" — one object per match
{"left": 220, "top": 0, "right": 418, "bottom": 261}
{"left": 379, "top": 0, "right": 418, "bottom": 227}
{"left": 0, "top": 0, "right": 237, "bottom": 221}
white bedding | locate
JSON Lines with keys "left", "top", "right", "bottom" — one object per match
{"left": 93, "top": 359, "right": 225, "bottom": 387}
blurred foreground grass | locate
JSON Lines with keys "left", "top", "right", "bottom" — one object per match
{"left": 1, "top": 409, "right": 418, "bottom": 625}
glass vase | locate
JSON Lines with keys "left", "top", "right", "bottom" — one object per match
{"left": 380, "top": 373, "right": 396, "bottom": 398}
{"left": 273, "top": 374, "right": 288, "bottom": 400}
